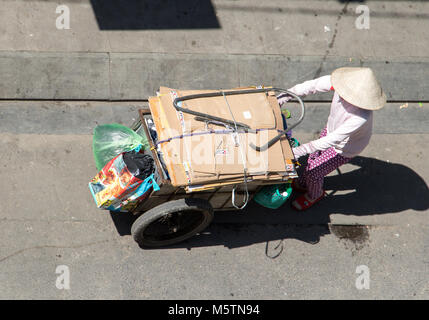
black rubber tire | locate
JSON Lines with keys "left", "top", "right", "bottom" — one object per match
{"left": 131, "top": 198, "right": 214, "bottom": 248}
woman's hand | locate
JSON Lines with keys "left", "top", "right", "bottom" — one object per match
{"left": 276, "top": 93, "right": 293, "bottom": 107}
{"left": 292, "top": 146, "right": 308, "bottom": 159}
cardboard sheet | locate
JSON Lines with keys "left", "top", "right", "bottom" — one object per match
{"left": 149, "top": 87, "right": 296, "bottom": 187}
{"left": 165, "top": 87, "right": 276, "bottom": 133}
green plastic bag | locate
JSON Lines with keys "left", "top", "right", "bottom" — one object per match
{"left": 253, "top": 183, "right": 293, "bottom": 209}
{"left": 253, "top": 137, "right": 299, "bottom": 209}
{"left": 92, "top": 123, "right": 150, "bottom": 171}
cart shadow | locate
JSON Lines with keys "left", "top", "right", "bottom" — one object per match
{"left": 173, "top": 156, "right": 429, "bottom": 250}
{"left": 109, "top": 156, "right": 429, "bottom": 250}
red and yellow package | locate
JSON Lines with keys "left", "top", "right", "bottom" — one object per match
{"left": 89, "top": 153, "right": 159, "bottom": 212}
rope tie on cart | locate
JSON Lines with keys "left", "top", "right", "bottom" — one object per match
{"left": 221, "top": 91, "right": 249, "bottom": 210}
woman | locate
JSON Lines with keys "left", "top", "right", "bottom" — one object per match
{"left": 277, "top": 67, "right": 386, "bottom": 211}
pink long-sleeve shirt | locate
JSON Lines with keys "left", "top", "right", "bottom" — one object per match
{"left": 289, "top": 75, "right": 373, "bottom": 158}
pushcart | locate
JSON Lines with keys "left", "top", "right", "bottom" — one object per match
{"left": 127, "top": 88, "right": 305, "bottom": 248}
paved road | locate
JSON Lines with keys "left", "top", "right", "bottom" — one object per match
{"left": 0, "top": 101, "right": 427, "bottom": 299}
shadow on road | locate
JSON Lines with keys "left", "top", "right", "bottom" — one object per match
{"left": 90, "top": 0, "right": 220, "bottom": 30}
{"left": 110, "top": 156, "right": 429, "bottom": 251}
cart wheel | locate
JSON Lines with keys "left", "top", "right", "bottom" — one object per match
{"left": 131, "top": 198, "right": 214, "bottom": 248}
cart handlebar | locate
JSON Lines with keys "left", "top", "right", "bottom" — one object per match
{"left": 249, "top": 88, "right": 305, "bottom": 152}
{"left": 172, "top": 87, "right": 306, "bottom": 151}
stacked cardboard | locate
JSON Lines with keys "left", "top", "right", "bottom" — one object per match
{"left": 148, "top": 87, "right": 297, "bottom": 189}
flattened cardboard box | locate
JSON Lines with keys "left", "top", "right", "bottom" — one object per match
{"left": 149, "top": 87, "right": 295, "bottom": 187}
{"left": 150, "top": 99, "right": 289, "bottom": 186}
{"left": 164, "top": 87, "right": 276, "bottom": 133}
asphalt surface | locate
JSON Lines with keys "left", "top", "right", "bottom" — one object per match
{"left": 0, "top": 101, "right": 428, "bottom": 299}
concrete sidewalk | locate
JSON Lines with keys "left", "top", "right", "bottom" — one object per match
{"left": 0, "top": 0, "right": 428, "bottom": 100}
{"left": 2, "top": 0, "right": 428, "bottom": 56}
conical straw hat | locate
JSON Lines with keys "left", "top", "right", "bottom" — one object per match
{"left": 331, "top": 67, "right": 386, "bottom": 110}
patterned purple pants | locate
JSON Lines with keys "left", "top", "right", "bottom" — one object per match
{"left": 298, "top": 127, "right": 352, "bottom": 199}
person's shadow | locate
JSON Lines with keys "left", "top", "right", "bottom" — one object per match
{"left": 110, "top": 156, "right": 429, "bottom": 251}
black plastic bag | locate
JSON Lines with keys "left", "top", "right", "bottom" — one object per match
{"left": 123, "top": 151, "right": 155, "bottom": 181}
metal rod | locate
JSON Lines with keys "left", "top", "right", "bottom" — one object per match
{"left": 172, "top": 88, "right": 306, "bottom": 151}
{"left": 173, "top": 89, "right": 271, "bottom": 130}
{"left": 248, "top": 89, "right": 305, "bottom": 151}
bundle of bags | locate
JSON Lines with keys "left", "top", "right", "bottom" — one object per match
{"left": 89, "top": 123, "right": 158, "bottom": 212}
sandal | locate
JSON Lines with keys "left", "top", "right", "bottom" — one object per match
{"left": 291, "top": 179, "right": 307, "bottom": 193}
{"left": 291, "top": 191, "right": 325, "bottom": 211}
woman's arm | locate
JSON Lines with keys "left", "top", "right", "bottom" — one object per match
{"left": 278, "top": 75, "right": 332, "bottom": 105}
{"left": 293, "top": 115, "right": 367, "bottom": 158}
{"left": 288, "top": 75, "right": 332, "bottom": 96}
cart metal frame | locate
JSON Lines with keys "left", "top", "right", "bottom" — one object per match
{"left": 126, "top": 88, "right": 305, "bottom": 247}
